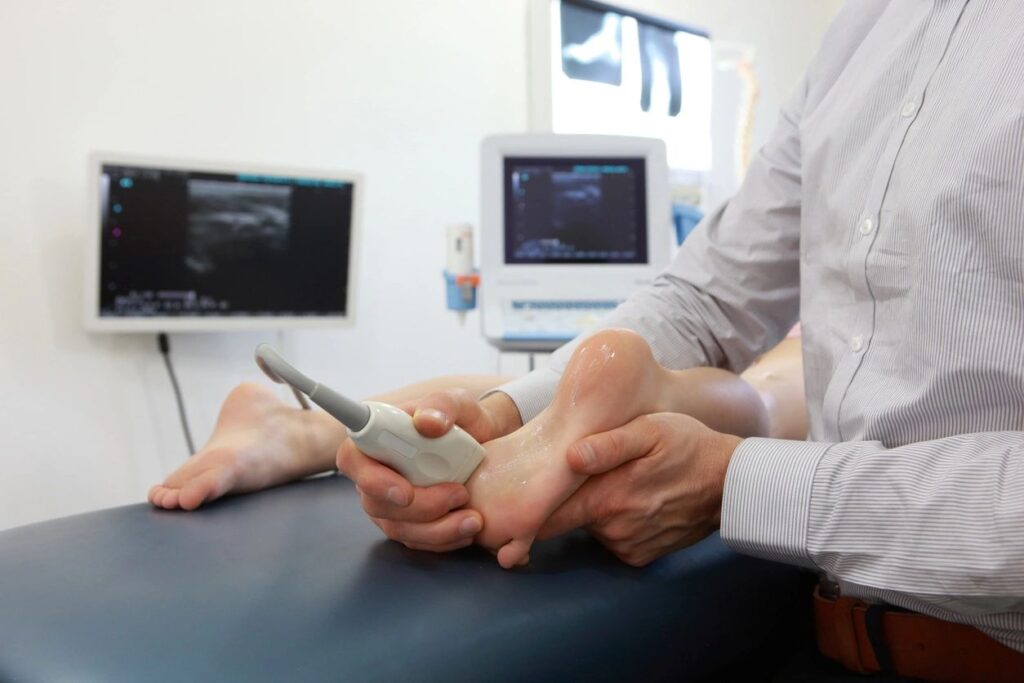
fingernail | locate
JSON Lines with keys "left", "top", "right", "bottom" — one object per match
{"left": 449, "top": 489, "right": 469, "bottom": 509}
{"left": 459, "top": 516, "right": 481, "bottom": 537}
{"left": 575, "top": 441, "right": 596, "bottom": 470}
{"left": 387, "top": 487, "right": 409, "bottom": 506}
{"left": 416, "top": 408, "right": 450, "bottom": 428}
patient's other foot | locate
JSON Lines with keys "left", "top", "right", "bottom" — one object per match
{"left": 468, "top": 329, "right": 670, "bottom": 568}
{"left": 148, "top": 383, "right": 322, "bottom": 510}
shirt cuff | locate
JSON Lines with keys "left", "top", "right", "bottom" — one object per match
{"left": 483, "top": 367, "right": 561, "bottom": 423}
{"left": 720, "top": 437, "right": 833, "bottom": 570}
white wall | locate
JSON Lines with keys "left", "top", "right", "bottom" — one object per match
{"left": 0, "top": 0, "right": 841, "bottom": 531}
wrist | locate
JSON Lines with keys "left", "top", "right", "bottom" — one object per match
{"left": 703, "top": 430, "right": 744, "bottom": 528}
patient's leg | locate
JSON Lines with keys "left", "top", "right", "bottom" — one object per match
{"left": 468, "top": 328, "right": 773, "bottom": 568}
{"left": 150, "top": 374, "right": 513, "bottom": 511}
{"left": 740, "top": 337, "right": 807, "bottom": 440}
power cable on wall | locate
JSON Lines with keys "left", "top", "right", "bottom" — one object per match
{"left": 157, "top": 332, "right": 195, "bottom": 456}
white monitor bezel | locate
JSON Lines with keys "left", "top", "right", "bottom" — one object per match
{"left": 84, "top": 152, "right": 363, "bottom": 333}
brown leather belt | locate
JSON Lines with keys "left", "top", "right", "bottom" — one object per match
{"left": 814, "top": 584, "right": 1024, "bottom": 682}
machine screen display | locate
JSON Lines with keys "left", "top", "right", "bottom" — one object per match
{"left": 97, "top": 164, "right": 354, "bottom": 318}
{"left": 503, "top": 156, "right": 647, "bottom": 264}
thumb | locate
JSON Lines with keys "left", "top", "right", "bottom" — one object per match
{"left": 567, "top": 415, "right": 660, "bottom": 475}
{"left": 407, "top": 389, "right": 492, "bottom": 441}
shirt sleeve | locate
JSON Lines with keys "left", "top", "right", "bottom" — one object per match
{"left": 495, "top": 76, "right": 809, "bottom": 422}
{"left": 722, "top": 432, "right": 1024, "bottom": 611}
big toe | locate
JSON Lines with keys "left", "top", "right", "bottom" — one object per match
{"left": 497, "top": 538, "right": 533, "bottom": 569}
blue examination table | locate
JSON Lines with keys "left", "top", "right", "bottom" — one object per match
{"left": 0, "top": 475, "right": 814, "bottom": 681}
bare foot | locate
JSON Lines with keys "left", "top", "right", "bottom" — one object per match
{"left": 467, "top": 329, "right": 675, "bottom": 568}
{"left": 148, "top": 383, "right": 325, "bottom": 510}
{"left": 467, "top": 328, "right": 773, "bottom": 568}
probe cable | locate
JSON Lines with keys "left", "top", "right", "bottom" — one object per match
{"left": 157, "top": 332, "right": 196, "bottom": 456}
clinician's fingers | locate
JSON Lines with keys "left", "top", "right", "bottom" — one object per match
{"left": 400, "top": 538, "right": 475, "bottom": 553}
{"left": 337, "top": 440, "right": 414, "bottom": 507}
{"left": 358, "top": 483, "right": 469, "bottom": 523}
{"left": 535, "top": 478, "right": 603, "bottom": 540}
{"left": 566, "top": 416, "right": 661, "bottom": 475}
{"left": 371, "top": 509, "right": 482, "bottom": 549}
{"left": 597, "top": 526, "right": 681, "bottom": 568}
{"left": 407, "top": 406, "right": 452, "bottom": 437}
{"left": 406, "top": 388, "right": 495, "bottom": 441}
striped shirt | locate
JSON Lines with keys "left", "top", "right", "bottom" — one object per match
{"left": 497, "top": 0, "right": 1024, "bottom": 651}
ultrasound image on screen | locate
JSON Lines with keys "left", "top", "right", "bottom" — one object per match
{"left": 98, "top": 165, "right": 353, "bottom": 318}
{"left": 504, "top": 157, "right": 647, "bottom": 265}
{"left": 186, "top": 180, "right": 290, "bottom": 275}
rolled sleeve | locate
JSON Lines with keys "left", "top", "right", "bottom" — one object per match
{"left": 720, "top": 437, "right": 832, "bottom": 570}
{"left": 484, "top": 367, "right": 561, "bottom": 423}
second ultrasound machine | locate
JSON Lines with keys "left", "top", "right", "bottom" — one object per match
{"left": 480, "top": 134, "right": 673, "bottom": 351}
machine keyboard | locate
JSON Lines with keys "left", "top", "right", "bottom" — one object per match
{"left": 501, "top": 299, "right": 620, "bottom": 343}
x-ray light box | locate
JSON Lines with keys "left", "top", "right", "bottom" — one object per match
{"left": 529, "top": 0, "right": 713, "bottom": 174}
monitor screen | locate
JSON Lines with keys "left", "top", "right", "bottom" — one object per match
{"left": 503, "top": 156, "right": 647, "bottom": 264}
{"left": 97, "top": 164, "right": 354, "bottom": 320}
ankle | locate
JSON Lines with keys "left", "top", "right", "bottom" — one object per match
{"left": 481, "top": 391, "right": 524, "bottom": 437}
{"left": 294, "top": 408, "right": 349, "bottom": 474}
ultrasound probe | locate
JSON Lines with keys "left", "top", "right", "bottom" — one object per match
{"left": 255, "top": 344, "right": 485, "bottom": 486}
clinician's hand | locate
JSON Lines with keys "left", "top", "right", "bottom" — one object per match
{"left": 537, "top": 413, "right": 743, "bottom": 567}
{"left": 336, "top": 389, "right": 523, "bottom": 552}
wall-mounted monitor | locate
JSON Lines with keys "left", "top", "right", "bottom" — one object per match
{"left": 529, "top": 0, "right": 712, "bottom": 174}
{"left": 84, "top": 154, "right": 361, "bottom": 332}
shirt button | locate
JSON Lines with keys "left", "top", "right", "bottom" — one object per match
{"left": 850, "top": 335, "right": 865, "bottom": 353}
{"left": 858, "top": 217, "right": 875, "bottom": 235}
{"left": 900, "top": 101, "right": 918, "bottom": 118}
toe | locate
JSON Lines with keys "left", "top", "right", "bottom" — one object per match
{"left": 151, "top": 487, "right": 168, "bottom": 507}
{"left": 162, "top": 489, "right": 181, "bottom": 509}
{"left": 179, "top": 467, "right": 229, "bottom": 510}
{"left": 497, "top": 538, "right": 533, "bottom": 569}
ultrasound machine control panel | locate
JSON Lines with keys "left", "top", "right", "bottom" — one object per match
{"left": 480, "top": 135, "right": 672, "bottom": 351}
